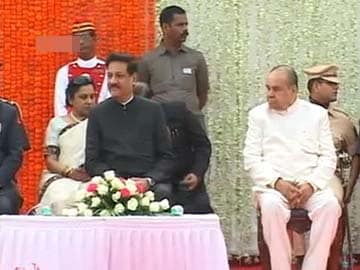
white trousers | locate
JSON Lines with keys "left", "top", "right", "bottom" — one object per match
{"left": 257, "top": 189, "right": 341, "bottom": 270}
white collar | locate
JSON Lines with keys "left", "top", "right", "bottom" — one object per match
{"left": 120, "top": 95, "right": 134, "bottom": 106}
{"left": 76, "top": 56, "right": 98, "bottom": 68}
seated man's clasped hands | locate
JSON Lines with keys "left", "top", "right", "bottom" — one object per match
{"left": 275, "top": 180, "right": 314, "bottom": 209}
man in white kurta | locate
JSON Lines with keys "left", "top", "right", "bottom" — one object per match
{"left": 54, "top": 22, "right": 109, "bottom": 116}
{"left": 243, "top": 65, "right": 341, "bottom": 270}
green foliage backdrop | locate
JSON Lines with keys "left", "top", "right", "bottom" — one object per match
{"left": 156, "top": 0, "right": 360, "bottom": 255}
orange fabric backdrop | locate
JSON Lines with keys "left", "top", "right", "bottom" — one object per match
{"left": 0, "top": 0, "right": 156, "bottom": 211}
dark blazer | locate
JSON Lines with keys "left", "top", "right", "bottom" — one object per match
{"left": 0, "top": 100, "right": 28, "bottom": 188}
{"left": 161, "top": 101, "right": 211, "bottom": 182}
{"left": 85, "top": 96, "right": 175, "bottom": 183}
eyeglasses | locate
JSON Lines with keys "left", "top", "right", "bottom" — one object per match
{"left": 71, "top": 75, "right": 93, "bottom": 86}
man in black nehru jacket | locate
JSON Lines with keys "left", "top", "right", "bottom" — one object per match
{"left": 85, "top": 53, "right": 175, "bottom": 202}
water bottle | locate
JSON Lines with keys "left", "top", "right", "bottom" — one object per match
{"left": 39, "top": 205, "right": 53, "bottom": 216}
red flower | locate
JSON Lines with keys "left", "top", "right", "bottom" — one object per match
{"left": 121, "top": 188, "right": 131, "bottom": 198}
{"left": 136, "top": 182, "right": 146, "bottom": 194}
{"left": 87, "top": 183, "right": 98, "bottom": 192}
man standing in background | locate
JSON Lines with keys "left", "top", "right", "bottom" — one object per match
{"left": 54, "top": 21, "right": 108, "bottom": 116}
{"left": 137, "top": 5, "right": 210, "bottom": 128}
{"left": 305, "top": 64, "right": 359, "bottom": 203}
{"left": 305, "top": 64, "right": 360, "bottom": 269}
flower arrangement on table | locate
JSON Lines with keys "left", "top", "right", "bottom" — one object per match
{"left": 62, "top": 170, "right": 172, "bottom": 217}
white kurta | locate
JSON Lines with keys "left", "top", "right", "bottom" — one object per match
{"left": 54, "top": 57, "right": 109, "bottom": 116}
{"left": 243, "top": 98, "right": 341, "bottom": 270}
{"left": 244, "top": 98, "right": 337, "bottom": 191}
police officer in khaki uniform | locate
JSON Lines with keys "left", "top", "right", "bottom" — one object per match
{"left": 305, "top": 64, "right": 359, "bottom": 270}
{"left": 0, "top": 98, "right": 30, "bottom": 214}
{"left": 305, "top": 64, "right": 359, "bottom": 201}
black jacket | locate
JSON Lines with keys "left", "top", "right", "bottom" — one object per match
{"left": 0, "top": 101, "right": 29, "bottom": 188}
{"left": 85, "top": 96, "right": 175, "bottom": 183}
{"left": 161, "top": 101, "right": 211, "bottom": 181}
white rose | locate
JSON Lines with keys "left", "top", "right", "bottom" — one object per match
{"left": 83, "top": 209, "right": 93, "bottom": 217}
{"left": 104, "top": 170, "right": 116, "bottom": 180}
{"left": 149, "top": 202, "right": 160, "bottom": 213}
{"left": 159, "top": 199, "right": 170, "bottom": 210}
{"left": 127, "top": 198, "right": 139, "bottom": 211}
{"left": 97, "top": 184, "right": 109, "bottom": 195}
{"left": 99, "top": 209, "right": 111, "bottom": 216}
{"left": 114, "top": 203, "right": 125, "bottom": 214}
{"left": 112, "top": 192, "right": 121, "bottom": 202}
{"left": 125, "top": 179, "right": 138, "bottom": 195}
{"left": 144, "top": 191, "right": 155, "bottom": 201}
{"left": 91, "top": 197, "right": 101, "bottom": 208}
{"left": 61, "top": 209, "right": 69, "bottom": 216}
{"left": 62, "top": 208, "right": 78, "bottom": 217}
{"left": 140, "top": 196, "right": 150, "bottom": 207}
{"left": 91, "top": 176, "right": 105, "bottom": 184}
{"left": 76, "top": 202, "right": 88, "bottom": 213}
{"left": 110, "top": 178, "right": 125, "bottom": 190}
{"left": 75, "top": 189, "right": 86, "bottom": 201}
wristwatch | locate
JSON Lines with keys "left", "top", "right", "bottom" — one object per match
{"left": 145, "top": 177, "right": 154, "bottom": 186}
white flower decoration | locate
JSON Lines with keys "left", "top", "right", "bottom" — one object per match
{"left": 140, "top": 196, "right": 150, "bottom": 207}
{"left": 91, "top": 197, "right": 101, "bottom": 208}
{"left": 127, "top": 197, "right": 138, "bottom": 211}
{"left": 104, "top": 170, "right": 116, "bottom": 180}
{"left": 159, "top": 199, "right": 170, "bottom": 210}
{"left": 144, "top": 191, "right": 155, "bottom": 201}
{"left": 97, "top": 184, "right": 109, "bottom": 195}
{"left": 125, "top": 179, "right": 138, "bottom": 195}
{"left": 149, "top": 202, "right": 160, "bottom": 213}
{"left": 76, "top": 202, "right": 88, "bottom": 213}
{"left": 114, "top": 203, "right": 125, "bottom": 214}
{"left": 110, "top": 178, "right": 125, "bottom": 190}
{"left": 99, "top": 209, "right": 111, "bottom": 216}
{"left": 83, "top": 209, "right": 93, "bottom": 217}
{"left": 112, "top": 192, "right": 121, "bottom": 202}
{"left": 91, "top": 176, "right": 105, "bottom": 184}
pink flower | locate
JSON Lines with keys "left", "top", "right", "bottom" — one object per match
{"left": 121, "top": 188, "right": 131, "bottom": 198}
{"left": 87, "top": 183, "right": 98, "bottom": 193}
{"left": 136, "top": 182, "right": 146, "bottom": 194}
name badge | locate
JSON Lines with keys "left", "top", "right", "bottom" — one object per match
{"left": 182, "top": 68, "right": 192, "bottom": 75}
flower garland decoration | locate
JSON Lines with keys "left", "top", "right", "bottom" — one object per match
{"left": 62, "top": 171, "right": 170, "bottom": 217}
{"left": 0, "top": 0, "right": 156, "bottom": 211}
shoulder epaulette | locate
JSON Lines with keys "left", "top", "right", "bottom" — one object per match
{"left": 0, "top": 98, "right": 24, "bottom": 124}
{"left": 331, "top": 106, "right": 350, "bottom": 117}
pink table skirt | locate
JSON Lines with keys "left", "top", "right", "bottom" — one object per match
{"left": 0, "top": 214, "right": 229, "bottom": 270}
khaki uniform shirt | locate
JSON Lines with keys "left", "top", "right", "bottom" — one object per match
{"left": 137, "top": 44, "right": 209, "bottom": 113}
{"left": 329, "top": 105, "right": 358, "bottom": 155}
{"left": 328, "top": 105, "right": 358, "bottom": 182}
